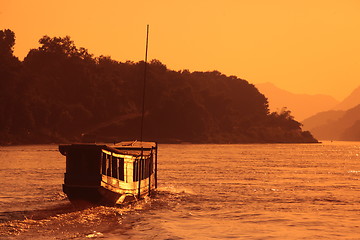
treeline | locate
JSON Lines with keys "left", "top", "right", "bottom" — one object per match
{"left": 0, "top": 29, "right": 317, "bottom": 144}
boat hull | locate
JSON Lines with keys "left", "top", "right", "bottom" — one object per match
{"left": 63, "top": 184, "right": 120, "bottom": 207}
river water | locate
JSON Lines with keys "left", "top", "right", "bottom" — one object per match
{"left": 0, "top": 142, "right": 360, "bottom": 239}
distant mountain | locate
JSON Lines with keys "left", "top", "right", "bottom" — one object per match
{"left": 301, "top": 110, "right": 346, "bottom": 140}
{"left": 301, "top": 110, "right": 345, "bottom": 132}
{"left": 341, "top": 120, "right": 360, "bottom": 140}
{"left": 255, "top": 82, "right": 339, "bottom": 121}
{"left": 302, "top": 104, "right": 360, "bottom": 140}
{"left": 301, "top": 84, "right": 360, "bottom": 140}
{"left": 334, "top": 85, "right": 360, "bottom": 110}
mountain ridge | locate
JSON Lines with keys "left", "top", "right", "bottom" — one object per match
{"left": 301, "top": 84, "right": 360, "bottom": 140}
{"left": 255, "top": 82, "right": 339, "bottom": 121}
{"left": 256, "top": 82, "right": 360, "bottom": 141}
{"left": 334, "top": 85, "right": 360, "bottom": 110}
{"left": 302, "top": 104, "right": 360, "bottom": 140}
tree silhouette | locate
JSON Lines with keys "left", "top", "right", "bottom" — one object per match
{"left": 0, "top": 29, "right": 23, "bottom": 143}
{"left": 0, "top": 29, "right": 16, "bottom": 56}
{"left": 0, "top": 30, "right": 318, "bottom": 144}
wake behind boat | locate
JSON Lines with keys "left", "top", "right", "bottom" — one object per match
{"left": 59, "top": 141, "right": 157, "bottom": 206}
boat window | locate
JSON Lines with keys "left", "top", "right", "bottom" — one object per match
{"left": 142, "top": 158, "right": 146, "bottom": 179}
{"left": 118, "top": 158, "right": 124, "bottom": 181}
{"left": 112, "top": 157, "right": 118, "bottom": 179}
{"left": 101, "top": 153, "right": 125, "bottom": 181}
{"left": 133, "top": 156, "right": 154, "bottom": 181}
{"left": 101, "top": 153, "right": 107, "bottom": 175}
{"left": 106, "top": 155, "right": 111, "bottom": 176}
{"left": 133, "top": 160, "right": 139, "bottom": 182}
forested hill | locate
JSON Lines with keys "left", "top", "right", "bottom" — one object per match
{"left": 0, "top": 29, "right": 318, "bottom": 144}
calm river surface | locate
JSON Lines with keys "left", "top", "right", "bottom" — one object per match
{"left": 1, "top": 142, "right": 360, "bottom": 239}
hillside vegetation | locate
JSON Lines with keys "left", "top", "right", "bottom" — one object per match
{"left": 0, "top": 29, "right": 317, "bottom": 144}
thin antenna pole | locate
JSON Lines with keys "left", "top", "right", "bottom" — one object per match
{"left": 138, "top": 25, "right": 149, "bottom": 199}
{"left": 140, "top": 24, "right": 149, "bottom": 143}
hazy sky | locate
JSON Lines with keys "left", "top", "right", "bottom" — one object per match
{"left": 2, "top": 0, "right": 360, "bottom": 100}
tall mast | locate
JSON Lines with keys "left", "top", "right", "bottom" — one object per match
{"left": 140, "top": 24, "right": 149, "bottom": 143}
{"left": 138, "top": 25, "right": 149, "bottom": 199}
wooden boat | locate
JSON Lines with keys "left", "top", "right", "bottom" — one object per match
{"left": 60, "top": 26, "right": 155, "bottom": 207}
{"left": 59, "top": 141, "right": 158, "bottom": 206}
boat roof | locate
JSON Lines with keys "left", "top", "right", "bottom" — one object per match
{"left": 114, "top": 141, "right": 156, "bottom": 149}
{"left": 59, "top": 141, "right": 156, "bottom": 157}
{"left": 108, "top": 141, "right": 157, "bottom": 157}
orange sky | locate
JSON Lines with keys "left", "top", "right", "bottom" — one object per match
{"left": 1, "top": 0, "right": 360, "bottom": 100}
